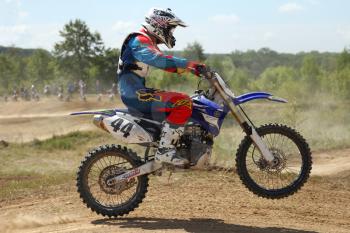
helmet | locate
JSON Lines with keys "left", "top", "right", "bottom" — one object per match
{"left": 143, "top": 8, "right": 187, "bottom": 49}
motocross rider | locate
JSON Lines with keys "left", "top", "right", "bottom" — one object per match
{"left": 117, "top": 8, "right": 205, "bottom": 166}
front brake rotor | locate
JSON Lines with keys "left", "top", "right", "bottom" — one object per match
{"left": 254, "top": 147, "right": 287, "bottom": 174}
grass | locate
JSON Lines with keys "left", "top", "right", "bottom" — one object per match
{"left": 0, "top": 131, "right": 106, "bottom": 201}
{"left": 31, "top": 131, "right": 102, "bottom": 151}
{"left": 0, "top": 172, "right": 74, "bottom": 201}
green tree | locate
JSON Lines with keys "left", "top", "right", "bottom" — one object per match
{"left": 26, "top": 49, "right": 55, "bottom": 85}
{"left": 0, "top": 55, "right": 15, "bottom": 94}
{"left": 89, "top": 48, "right": 120, "bottom": 85}
{"left": 253, "top": 66, "right": 303, "bottom": 98}
{"left": 54, "top": 19, "right": 104, "bottom": 82}
{"left": 182, "top": 41, "right": 206, "bottom": 62}
{"left": 301, "top": 54, "right": 320, "bottom": 88}
{"left": 337, "top": 48, "right": 350, "bottom": 70}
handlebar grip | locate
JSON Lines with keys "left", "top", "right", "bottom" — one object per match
{"left": 197, "top": 65, "right": 209, "bottom": 74}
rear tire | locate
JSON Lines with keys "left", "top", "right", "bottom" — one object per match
{"left": 77, "top": 144, "right": 148, "bottom": 217}
{"left": 236, "top": 124, "right": 312, "bottom": 199}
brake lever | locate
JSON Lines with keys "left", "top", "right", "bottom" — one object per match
{"left": 199, "top": 67, "right": 214, "bottom": 80}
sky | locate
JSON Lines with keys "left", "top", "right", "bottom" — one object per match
{"left": 0, "top": 0, "right": 350, "bottom": 53}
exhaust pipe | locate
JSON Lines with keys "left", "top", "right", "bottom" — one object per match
{"left": 93, "top": 115, "right": 109, "bottom": 132}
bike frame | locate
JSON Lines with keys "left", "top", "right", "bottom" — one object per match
{"left": 105, "top": 71, "right": 288, "bottom": 183}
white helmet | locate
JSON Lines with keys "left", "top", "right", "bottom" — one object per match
{"left": 142, "top": 8, "right": 187, "bottom": 49}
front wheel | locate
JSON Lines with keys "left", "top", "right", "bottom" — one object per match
{"left": 236, "top": 124, "right": 312, "bottom": 199}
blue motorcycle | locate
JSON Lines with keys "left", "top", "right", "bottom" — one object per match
{"left": 72, "top": 68, "right": 312, "bottom": 217}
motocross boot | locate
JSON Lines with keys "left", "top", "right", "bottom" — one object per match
{"left": 155, "top": 122, "right": 189, "bottom": 166}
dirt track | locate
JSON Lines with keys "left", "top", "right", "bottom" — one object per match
{"left": 1, "top": 153, "right": 350, "bottom": 233}
{"left": 1, "top": 98, "right": 350, "bottom": 233}
{"left": 0, "top": 98, "right": 117, "bottom": 142}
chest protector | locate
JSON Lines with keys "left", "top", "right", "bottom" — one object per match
{"left": 117, "top": 31, "right": 156, "bottom": 78}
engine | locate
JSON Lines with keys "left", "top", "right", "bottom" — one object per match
{"left": 177, "top": 123, "right": 213, "bottom": 169}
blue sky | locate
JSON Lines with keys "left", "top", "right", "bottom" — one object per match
{"left": 0, "top": 0, "right": 349, "bottom": 53}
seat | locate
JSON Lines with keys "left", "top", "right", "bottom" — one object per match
{"left": 115, "top": 108, "right": 162, "bottom": 139}
{"left": 115, "top": 108, "right": 160, "bottom": 121}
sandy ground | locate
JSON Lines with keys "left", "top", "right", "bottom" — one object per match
{"left": 1, "top": 98, "right": 350, "bottom": 233}
{"left": 0, "top": 97, "right": 120, "bottom": 142}
{"left": 0, "top": 167, "right": 349, "bottom": 233}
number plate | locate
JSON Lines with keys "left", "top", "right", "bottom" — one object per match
{"left": 103, "top": 114, "right": 153, "bottom": 144}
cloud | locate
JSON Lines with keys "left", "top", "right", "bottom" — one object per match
{"left": 18, "top": 10, "right": 28, "bottom": 19}
{"left": 0, "top": 23, "right": 61, "bottom": 50}
{"left": 209, "top": 14, "right": 240, "bottom": 24}
{"left": 278, "top": 3, "right": 304, "bottom": 13}
{"left": 0, "top": 24, "right": 29, "bottom": 34}
{"left": 263, "top": 32, "right": 274, "bottom": 41}
{"left": 337, "top": 27, "right": 350, "bottom": 40}
{"left": 4, "top": 0, "right": 21, "bottom": 7}
{"left": 0, "top": 24, "right": 30, "bottom": 47}
{"left": 306, "top": 0, "right": 320, "bottom": 5}
{"left": 112, "top": 21, "right": 138, "bottom": 33}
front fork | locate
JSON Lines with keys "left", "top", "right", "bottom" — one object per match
{"left": 208, "top": 77, "right": 275, "bottom": 162}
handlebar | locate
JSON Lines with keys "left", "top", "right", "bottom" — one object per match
{"left": 197, "top": 66, "right": 215, "bottom": 80}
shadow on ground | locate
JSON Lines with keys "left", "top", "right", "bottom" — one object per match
{"left": 92, "top": 217, "right": 317, "bottom": 233}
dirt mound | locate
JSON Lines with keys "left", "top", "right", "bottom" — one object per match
{"left": 311, "top": 148, "right": 350, "bottom": 176}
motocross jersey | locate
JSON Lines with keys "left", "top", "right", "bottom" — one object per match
{"left": 117, "top": 29, "right": 189, "bottom": 79}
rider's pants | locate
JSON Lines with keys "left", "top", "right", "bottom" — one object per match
{"left": 118, "top": 72, "right": 192, "bottom": 126}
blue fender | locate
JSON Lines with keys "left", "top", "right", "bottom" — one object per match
{"left": 233, "top": 92, "right": 288, "bottom": 105}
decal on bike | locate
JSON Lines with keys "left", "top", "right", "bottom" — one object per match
{"left": 121, "top": 168, "right": 141, "bottom": 180}
{"left": 173, "top": 99, "right": 192, "bottom": 109}
{"left": 136, "top": 89, "right": 162, "bottom": 102}
{"left": 111, "top": 118, "right": 134, "bottom": 138}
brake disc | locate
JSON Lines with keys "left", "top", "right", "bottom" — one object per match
{"left": 254, "top": 147, "right": 287, "bottom": 174}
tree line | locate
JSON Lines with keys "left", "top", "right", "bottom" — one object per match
{"left": 0, "top": 19, "right": 349, "bottom": 101}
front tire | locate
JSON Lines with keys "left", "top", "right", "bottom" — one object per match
{"left": 236, "top": 124, "right": 312, "bottom": 199}
{"left": 77, "top": 144, "right": 148, "bottom": 217}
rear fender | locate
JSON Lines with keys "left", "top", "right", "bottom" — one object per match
{"left": 71, "top": 109, "right": 154, "bottom": 144}
{"left": 233, "top": 92, "right": 287, "bottom": 105}
{"left": 70, "top": 109, "right": 116, "bottom": 117}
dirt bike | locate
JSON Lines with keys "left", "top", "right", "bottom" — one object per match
{"left": 72, "top": 67, "right": 312, "bottom": 217}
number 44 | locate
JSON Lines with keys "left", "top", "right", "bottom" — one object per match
{"left": 111, "top": 118, "right": 133, "bottom": 138}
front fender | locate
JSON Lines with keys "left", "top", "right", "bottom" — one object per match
{"left": 233, "top": 92, "right": 287, "bottom": 105}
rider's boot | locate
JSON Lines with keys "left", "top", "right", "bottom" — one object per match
{"left": 155, "top": 122, "right": 189, "bottom": 166}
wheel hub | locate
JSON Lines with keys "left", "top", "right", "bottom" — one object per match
{"left": 98, "top": 165, "right": 136, "bottom": 195}
{"left": 256, "top": 147, "right": 287, "bottom": 173}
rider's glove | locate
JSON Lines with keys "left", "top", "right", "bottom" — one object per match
{"left": 187, "top": 61, "right": 206, "bottom": 77}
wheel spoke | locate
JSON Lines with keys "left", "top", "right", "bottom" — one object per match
{"left": 244, "top": 127, "right": 306, "bottom": 192}
{"left": 84, "top": 153, "right": 139, "bottom": 208}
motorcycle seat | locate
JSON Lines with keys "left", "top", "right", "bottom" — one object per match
{"left": 115, "top": 108, "right": 161, "bottom": 122}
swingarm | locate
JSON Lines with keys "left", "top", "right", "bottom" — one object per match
{"left": 106, "top": 161, "right": 161, "bottom": 186}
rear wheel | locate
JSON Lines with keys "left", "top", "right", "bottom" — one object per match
{"left": 77, "top": 144, "right": 148, "bottom": 217}
{"left": 236, "top": 124, "right": 312, "bottom": 199}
